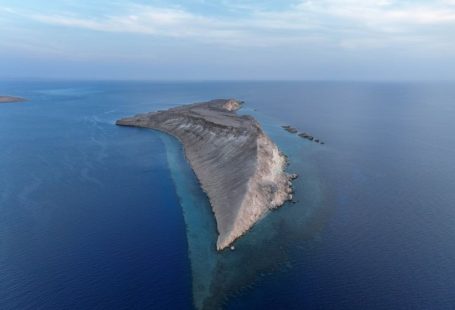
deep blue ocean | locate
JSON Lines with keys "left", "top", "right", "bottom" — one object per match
{"left": 1, "top": 81, "right": 454, "bottom": 309}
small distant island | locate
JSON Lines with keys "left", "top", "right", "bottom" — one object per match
{"left": 117, "top": 99, "right": 296, "bottom": 250}
{"left": 0, "top": 96, "right": 26, "bottom": 103}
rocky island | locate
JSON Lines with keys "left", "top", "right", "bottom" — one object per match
{"left": 282, "top": 125, "right": 325, "bottom": 144}
{"left": 0, "top": 96, "right": 26, "bottom": 103}
{"left": 116, "top": 99, "right": 296, "bottom": 250}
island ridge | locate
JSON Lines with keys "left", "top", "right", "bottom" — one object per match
{"left": 116, "top": 99, "right": 296, "bottom": 250}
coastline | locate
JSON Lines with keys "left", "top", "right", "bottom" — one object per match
{"left": 116, "top": 99, "right": 296, "bottom": 250}
{"left": 159, "top": 133, "right": 218, "bottom": 309}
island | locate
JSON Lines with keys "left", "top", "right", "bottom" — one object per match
{"left": 116, "top": 99, "right": 296, "bottom": 250}
{"left": 282, "top": 125, "right": 325, "bottom": 144}
{"left": 0, "top": 96, "right": 26, "bottom": 103}
{"left": 281, "top": 125, "right": 298, "bottom": 134}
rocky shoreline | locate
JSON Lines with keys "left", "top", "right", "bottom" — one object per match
{"left": 117, "top": 99, "right": 296, "bottom": 250}
{"left": 0, "top": 96, "right": 26, "bottom": 103}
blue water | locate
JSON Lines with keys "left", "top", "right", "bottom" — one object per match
{"left": 1, "top": 81, "right": 455, "bottom": 309}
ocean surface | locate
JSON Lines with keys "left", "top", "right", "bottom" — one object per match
{"left": 1, "top": 81, "right": 455, "bottom": 309}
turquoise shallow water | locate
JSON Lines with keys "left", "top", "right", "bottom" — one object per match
{"left": 1, "top": 81, "right": 455, "bottom": 309}
{"left": 158, "top": 106, "right": 327, "bottom": 309}
{"left": 160, "top": 133, "right": 218, "bottom": 309}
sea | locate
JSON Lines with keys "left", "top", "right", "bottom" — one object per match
{"left": 1, "top": 81, "right": 454, "bottom": 309}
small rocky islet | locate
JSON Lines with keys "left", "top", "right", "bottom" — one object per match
{"left": 281, "top": 125, "right": 324, "bottom": 144}
{"left": 0, "top": 96, "right": 27, "bottom": 103}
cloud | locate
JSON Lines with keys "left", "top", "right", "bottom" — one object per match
{"left": 4, "top": 0, "right": 455, "bottom": 51}
{"left": 318, "top": 1, "right": 455, "bottom": 25}
{"left": 2, "top": 1, "right": 455, "bottom": 79}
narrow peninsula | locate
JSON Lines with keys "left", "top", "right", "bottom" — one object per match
{"left": 0, "top": 96, "right": 26, "bottom": 103}
{"left": 116, "top": 99, "right": 296, "bottom": 250}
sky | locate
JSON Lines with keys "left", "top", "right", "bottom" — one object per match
{"left": 1, "top": 0, "right": 455, "bottom": 80}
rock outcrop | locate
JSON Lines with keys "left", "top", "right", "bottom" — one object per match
{"left": 116, "top": 99, "right": 295, "bottom": 250}
{"left": 282, "top": 127, "right": 325, "bottom": 144}
{"left": 0, "top": 96, "right": 26, "bottom": 103}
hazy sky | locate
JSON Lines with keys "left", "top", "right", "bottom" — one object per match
{"left": 1, "top": 0, "right": 455, "bottom": 80}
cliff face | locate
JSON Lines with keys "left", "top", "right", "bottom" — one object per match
{"left": 116, "top": 99, "right": 294, "bottom": 250}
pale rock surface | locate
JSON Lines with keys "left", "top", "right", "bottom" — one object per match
{"left": 116, "top": 99, "right": 295, "bottom": 250}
